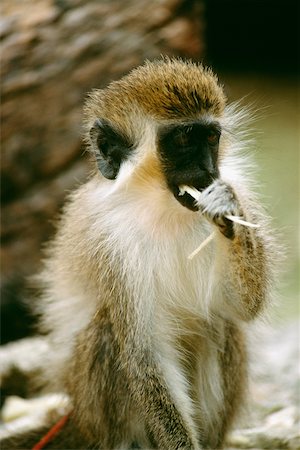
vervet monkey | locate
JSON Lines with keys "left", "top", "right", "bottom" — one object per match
{"left": 2, "top": 58, "right": 276, "bottom": 449}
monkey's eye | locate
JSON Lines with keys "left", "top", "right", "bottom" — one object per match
{"left": 207, "top": 130, "right": 220, "bottom": 146}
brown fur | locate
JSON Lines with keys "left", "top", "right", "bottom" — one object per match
{"left": 84, "top": 57, "right": 226, "bottom": 142}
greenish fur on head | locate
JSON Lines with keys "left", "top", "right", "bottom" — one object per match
{"left": 84, "top": 58, "right": 226, "bottom": 142}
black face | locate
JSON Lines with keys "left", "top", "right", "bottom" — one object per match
{"left": 90, "top": 118, "right": 220, "bottom": 211}
{"left": 157, "top": 121, "right": 221, "bottom": 211}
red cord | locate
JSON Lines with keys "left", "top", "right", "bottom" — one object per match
{"left": 32, "top": 414, "right": 70, "bottom": 450}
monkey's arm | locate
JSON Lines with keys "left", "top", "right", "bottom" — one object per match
{"left": 68, "top": 305, "right": 201, "bottom": 450}
{"left": 197, "top": 179, "right": 271, "bottom": 321}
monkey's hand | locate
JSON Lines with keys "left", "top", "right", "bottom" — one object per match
{"left": 197, "top": 179, "right": 243, "bottom": 239}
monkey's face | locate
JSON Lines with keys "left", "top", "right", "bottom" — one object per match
{"left": 86, "top": 60, "right": 226, "bottom": 213}
{"left": 89, "top": 118, "right": 221, "bottom": 212}
{"left": 157, "top": 121, "right": 221, "bottom": 211}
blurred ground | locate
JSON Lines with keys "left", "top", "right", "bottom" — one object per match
{"left": 1, "top": 321, "right": 299, "bottom": 448}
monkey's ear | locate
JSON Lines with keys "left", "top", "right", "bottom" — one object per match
{"left": 89, "top": 119, "right": 132, "bottom": 180}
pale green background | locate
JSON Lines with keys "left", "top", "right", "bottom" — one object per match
{"left": 221, "top": 74, "right": 299, "bottom": 322}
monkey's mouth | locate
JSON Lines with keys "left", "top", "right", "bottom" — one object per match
{"left": 168, "top": 174, "right": 216, "bottom": 212}
{"left": 174, "top": 189, "right": 198, "bottom": 211}
{"left": 173, "top": 185, "right": 202, "bottom": 211}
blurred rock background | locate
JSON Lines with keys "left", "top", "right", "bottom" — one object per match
{"left": 1, "top": 0, "right": 205, "bottom": 342}
{"left": 1, "top": 0, "right": 299, "bottom": 447}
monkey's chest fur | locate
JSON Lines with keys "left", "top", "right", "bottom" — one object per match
{"left": 92, "top": 187, "right": 233, "bottom": 437}
{"left": 149, "top": 247, "right": 229, "bottom": 441}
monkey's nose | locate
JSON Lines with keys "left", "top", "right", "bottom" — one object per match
{"left": 186, "top": 170, "right": 216, "bottom": 192}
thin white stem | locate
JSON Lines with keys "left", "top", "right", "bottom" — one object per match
{"left": 179, "top": 185, "right": 201, "bottom": 201}
{"left": 179, "top": 184, "right": 261, "bottom": 259}
{"left": 225, "top": 214, "right": 260, "bottom": 228}
{"left": 179, "top": 184, "right": 260, "bottom": 229}
{"left": 188, "top": 231, "right": 216, "bottom": 260}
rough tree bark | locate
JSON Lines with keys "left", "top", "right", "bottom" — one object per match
{"left": 1, "top": 0, "right": 205, "bottom": 342}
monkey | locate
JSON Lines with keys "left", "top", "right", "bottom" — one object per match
{"left": 1, "top": 58, "right": 276, "bottom": 450}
